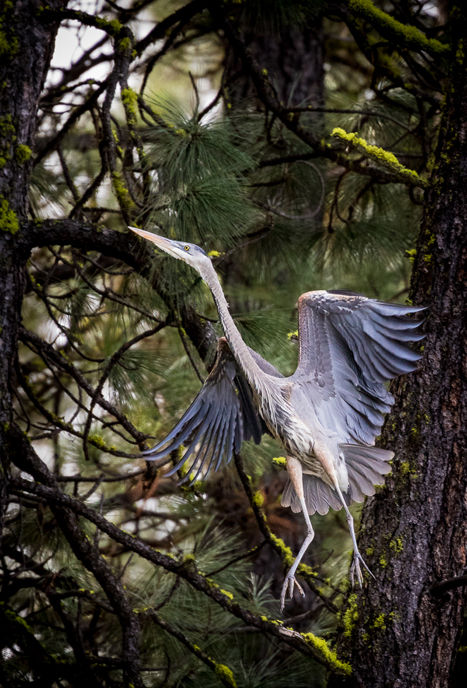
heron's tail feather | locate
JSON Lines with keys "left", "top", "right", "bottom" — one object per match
{"left": 281, "top": 475, "right": 342, "bottom": 516}
{"left": 281, "top": 444, "right": 393, "bottom": 516}
{"left": 340, "top": 443, "right": 393, "bottom": 504}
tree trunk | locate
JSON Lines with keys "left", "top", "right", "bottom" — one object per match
{"left": 224, "top": 17, "right": 324, "bottom": 110}
{"left": 332, "top": 4, "right": 466, "bottom": 687}
{"left": 0, "top": 7, "right": 146, "bottom": 684}
{"left": 0, "top": 0, "right": 64, "bottom": 512}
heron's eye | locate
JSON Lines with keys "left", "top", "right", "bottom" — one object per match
{"left": 184, "top": 245, "right": 190, "bottom": 252}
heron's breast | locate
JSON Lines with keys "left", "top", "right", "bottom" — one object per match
{"left": 263, "top": 407, "right": 315, "bottom": 460}
{"left": 255, "top": 383, "right": 329, "bottom": 462}
{"left": 261, "top": 392, "right": 347, "bottom": 486}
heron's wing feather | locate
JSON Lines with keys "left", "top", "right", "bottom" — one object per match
{"left": 292, "top": 290, "right": 425, "bottom": 444}
{"left": 141, "top": 338, "right": 265, "bottom": 483}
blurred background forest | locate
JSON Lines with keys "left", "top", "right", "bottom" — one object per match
{"left": 1, "top": 1, "right": 465, "bottom": 687}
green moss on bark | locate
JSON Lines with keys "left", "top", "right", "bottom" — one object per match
{"left": 111, "top": 171, "right": 136, "bottom": 213}
{"left": 302, "top": 632, "right": 352, "bottom": 675}
{"left": 15, "top": 144, "right": 32, "bottom": 164}
{"left": 121, "top": 87, "right": 138, "bottom": 126}
{"left": 342, "top": 593, "right": 359, "bottom": 637}
{"left": 0, "top": 197, "right": 19, "bottom": 234}
{"left": 332, "top": 128, "right": 428, "bottom": 186}
{"left": 347, "top": 0, "right": 449, "bottom": 55}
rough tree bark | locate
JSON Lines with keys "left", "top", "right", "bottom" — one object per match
{"left": 223, "top": 11, "right": 324, "bottom": 110}
{"left": 332, "top": 3, "right": 466, "bottom": 687}
{"left": 0, "top": 5, "right": 146, "bottom": 685}
{"left": 0, "top": 0, "right": 65, "bottom": 533}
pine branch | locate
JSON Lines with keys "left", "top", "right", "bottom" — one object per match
{"left": 21, "top": 219, "right": 220, "bottom": 366}
{"left": 35, "top": 80, "right": 108, "bottom": 165}
{"left": 14, "top": 361, "right": 132, "bottom": 457}
{"left": 81, "top": 321, "right": 167, "bottom": 460}
{"left": 135, "top": 0, "right": 210, "bottom": 55}
{"left": 6, "top": 431, "right": 144, "bottom": 688}
{"left": 146, "top": 610, "right": 238, "bottom": 688}
{"left": 9, "top": 431, "right": 351, "bottom": 675}
{"left": 342, "top": 0, "right": 449, "bottom": 56}
{"left": 217, "top": 15, "right": 427, "bottom": 188}
{"left": 19, "top": 327, "right": 146, "bottom": 446}
{"left": 0, "top": 603, "right": 79, "bottom": 685}
{"left": 341, "top": 9, "right": 440, "bottom": 106}
{"left": 40, "top": 8, "right": 125, "bottom": 37}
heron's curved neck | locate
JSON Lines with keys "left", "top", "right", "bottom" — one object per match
{"left": 199, "top": 262, "right": 266, "bottom": 388}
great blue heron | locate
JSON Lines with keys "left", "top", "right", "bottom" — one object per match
{"left": 129, "top": 227, "right": 425, "bottom": 610}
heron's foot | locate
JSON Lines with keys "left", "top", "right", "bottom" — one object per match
{"left": 280, "top": 572, "right": 305, "bottom": 613}
{"left": 350, "top": 549, "right": 375, "bottom": 587}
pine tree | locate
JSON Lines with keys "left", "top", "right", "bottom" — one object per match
{"left": 0, "top": 2, "right": 464, "bottom": 687}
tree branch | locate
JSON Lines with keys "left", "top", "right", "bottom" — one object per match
{"left": 7, "top": 429, "right": 144, "bottom": 688}
{"left": 342, "top": 0, "right": 448, "bottom": 56}
{"left": 217, "top": 15, "right": 427, "bottom": 188}
{"left": 9, "top": 429, "right": 351, "bottom": 674}
{"left": 21, "top": 218, "right": 220, "bottom": 365}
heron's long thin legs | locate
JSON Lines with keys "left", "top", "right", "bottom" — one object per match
{"left": 280, "top": 456, "right": 315, "bottom": 612}
{"left": 333, "top": 482, "right": 374, "bottom": 586}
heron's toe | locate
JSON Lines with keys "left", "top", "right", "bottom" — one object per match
{"left": 350, "top": 557, "right": 363, "bottom": 588}
{"left": 350, "top": 550, "right": 375, "bottom": 588}
{"left": 280, "top": 574, "right": 305, "bottom": 613}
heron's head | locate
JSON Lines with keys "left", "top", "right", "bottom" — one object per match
{"left": 128, "top": 227, "right": 211, "bottom": 271}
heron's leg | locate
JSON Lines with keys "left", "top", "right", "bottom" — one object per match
{"left": 280, "top": 456, "right": 315, "bottom": 612}
{"left": 333, "top": 483, "right": 374, "bottom": 587}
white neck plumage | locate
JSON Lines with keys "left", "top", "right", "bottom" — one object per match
{"left": 199, "top": 261, "right": 282, "bottom": 419}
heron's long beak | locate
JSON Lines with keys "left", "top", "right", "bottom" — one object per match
{"left": 128, "top": 226, "right": 181, "bottom": 259}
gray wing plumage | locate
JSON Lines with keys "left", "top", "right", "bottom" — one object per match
{"left": 292, "top": 290, "right": 425, "bottom": 445}
{"left": 141, "top": 338, "right": 274, "bottom": 484}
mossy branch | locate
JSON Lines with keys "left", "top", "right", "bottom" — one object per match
{"left": 40, "top": 8, "right": 123, "bottom": 37}
{"left": 345, "top": 0, "right": 449, "bottom": 56}
{"left": 331, "top": 128, "right": 429, "bottom": 188}
{"left": 10, "top": 460, "right": 349, "bottom": 674}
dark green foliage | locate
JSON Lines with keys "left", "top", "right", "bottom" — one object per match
{"left": 2, "top": 0, "right": 448, "bottom": 686}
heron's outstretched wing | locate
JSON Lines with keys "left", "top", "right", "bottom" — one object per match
{"left": 142, "top": 338, "right": 277, "bottom": 484}
{"left": 291, "top": 290, "right": 425, "bottom": 445}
